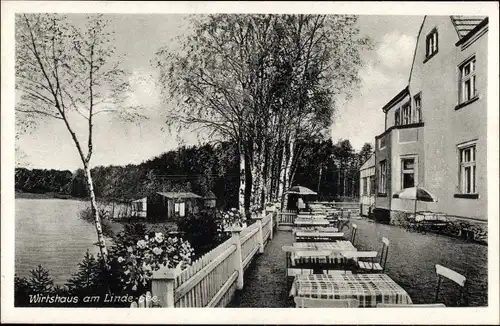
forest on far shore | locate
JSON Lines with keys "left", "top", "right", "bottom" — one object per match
{"left": 15, "top": 139, "right": 373, "bottom": 209}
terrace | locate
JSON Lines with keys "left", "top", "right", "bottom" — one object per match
{"left": 132, "top": 204, "right": 487, "bottom": 308}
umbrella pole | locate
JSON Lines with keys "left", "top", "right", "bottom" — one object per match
{"left": 414, "top": 197, "right": 418, "bottom": 217}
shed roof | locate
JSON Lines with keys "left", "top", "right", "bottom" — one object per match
{"left": 204, "top": 191, "right": 217, "bottom": 199}
{"left": 156, "top": 192, "right": 202, "bottom": 199}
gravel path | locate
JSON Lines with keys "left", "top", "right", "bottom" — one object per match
{"left": 228, "top": 230, "right": 294, "bottom": 308}
{"left": 229, "top": 218, "right": 487, "bottom": 307}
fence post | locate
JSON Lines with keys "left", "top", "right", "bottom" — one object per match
{"left": 253, "top": 214, "right": 264, "bottom": 253}
{"left": 231, "top": 226, "right": 244, "bottom": 290}
{"left": 151, "top": 266, "right": 177, "bottom": 308}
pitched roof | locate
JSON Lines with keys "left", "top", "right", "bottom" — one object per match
{"left": 204, "top": 191, "right": 217, "bottom": 199}
{"left": 156, "top": 192, "right": 202, "bottom": 199}
{"left": 381, "top": 87, "right": 409, "bottom": 113}
{"left": 409, "top": 16, "right": 488, "bottom": 84}
{"left": 450, "top": 16, "right": 488, "bottom": 39}
{"left": 360, "top": 153, "right": 375, "bottom": 170}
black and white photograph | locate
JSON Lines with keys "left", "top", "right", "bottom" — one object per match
{"left": 1, "top": 1, "right": 499, "bottom": 324}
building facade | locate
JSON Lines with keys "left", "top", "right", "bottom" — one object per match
{"left": 359, "top": 153, "right": 376, "bottom": 216}
{"left": 369, "top": 16, "right": 488, "bottom": 237}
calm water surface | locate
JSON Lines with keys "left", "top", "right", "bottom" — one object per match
{"left": 15, "top": 199, "right": 109, "bottom": 285}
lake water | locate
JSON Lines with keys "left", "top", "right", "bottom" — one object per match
{"left": 15, "top": 198, "right": 109, "bottom": 285}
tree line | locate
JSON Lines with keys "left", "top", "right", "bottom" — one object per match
{"left": 15, "top": 140, "right": 373, "bottom": 208}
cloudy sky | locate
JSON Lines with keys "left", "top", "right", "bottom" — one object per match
{"left": 16, "top": 14, "right": 423, "bottom": 171}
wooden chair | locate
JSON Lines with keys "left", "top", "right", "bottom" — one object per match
{"left": 435, "top": 264, "right": 467, "bottom": 306}
{"left": 376, "top": 303, "right": 446, "bottom": 308}
{"left": 356, "top": 237, "right": 389, "bottom": 273}
{"left": 350, "top": 223, "right": 357, "bottom": 245}
{"left": 294, "top": 297, "right": 359, "bottom": 308}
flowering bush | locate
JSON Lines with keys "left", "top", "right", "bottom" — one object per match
{"left": 110, "top": 224, "right": 195, "bottom": 296}
{"left": 249, "top": 204, "right": 263, "bottom": 217}
{"left": 221, "top": 208, "right": 246, "bottom": 229}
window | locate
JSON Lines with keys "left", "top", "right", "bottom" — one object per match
{"left": 174, "top": 203, "right": 179, "bottom": 212}
{"left": 402, "top": 103, "right": 412, "bottom": 125}
{"left": 362, "top": 177, "right": 368, "bottom": 195}
{"left": 394, "top": 109, "right": 401, "bottom": 126}
{"left": 401, "top": 158, "right": 415, "bottom": 189}
{"left": 459, "top": 144, "right": 476, "bottom": 194}
{"left": 370, "top": 176, "right": 376, "bottom": 195}
{"left": 426, "top": 29, "right": 438, "bottom": 58}
{"left": 413, "top": 93, "right": 421, "bottom": 123}
{"left": 460, "top": 57, "right": 477, "bottom": 103}
{"left": 378, "top": 136, "right": 386, "bottom": 149}
{"left": 378, "top": 160, "right": 387, "bottom": 194}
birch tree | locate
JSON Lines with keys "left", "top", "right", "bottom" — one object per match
{"left": 156, "top": 14, "right": 370, "bottom": 212}
{"left": 15, "top": 14, "right": 142, "bottom": 266}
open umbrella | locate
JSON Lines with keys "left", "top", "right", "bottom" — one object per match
{"left": 286, "top": 185, "right": 317, "bottom": 196}
{"left": 392, "top": 186, "right": 438, "bottom": 216}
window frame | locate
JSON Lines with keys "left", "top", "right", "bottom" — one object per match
{"left": 459, "top": 56, "right": 477, "bottom": 104}
{"left": 394, "top": 108, "right": 401, "bottom": 126}
{"left": 378, "top": 160, "right": 387, "bottom": 194}
{"left": 425, "top": 28, "right": 439, "bottom": 59}
{"left": 400, "top": 156, "right": 417, "bottom": 190}
{"left": 402, "top": 102, "right": 412, "bottom": 125}
{"left": 413, "top": 93, "right": 422, "bottom": 123}
{"left": 362, "top": 177, "right": 368, "bottom": 196}
{"left": 458, "top": 142, "right": 477, "bottom": 195}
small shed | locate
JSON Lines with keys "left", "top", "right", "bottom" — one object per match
{"left": 147, "top": 192, "right": 203, "bottom": 220}
{"left": 204, "top": 191, "right": 217, "bottom": 208}
{"left": 131, "top": 197, "right": 147, "bottom": 218}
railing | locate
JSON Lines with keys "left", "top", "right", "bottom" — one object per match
{"left": 276, "top": 211, "right": 297, "bottom": 230}
{"left": 139, "top": 211, "right": 276, "bottom": 308}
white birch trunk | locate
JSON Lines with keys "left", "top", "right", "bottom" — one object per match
{"left": 277, "top": 144, "right": 287, "bottom": 209}
{"left": 283, "top": 138, "right": 295, "bottom": 209}
{"left": 83, "top": 164, "right": 108, "bottom": 262}
{"left": 238, "top": 148, "right": 246, "bottom": 215}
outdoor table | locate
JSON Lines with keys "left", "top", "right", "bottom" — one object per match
{"left": 294, "top": 218, "right": 330, "bottom": 226}
{"left": 291, "top": 241, "right": 356, "bottom": 265}
{"left": 292, "top": 226, "right": 339, "bottom": 234}
{"left": 295, "top": 231, "right": 345, "bottom": 242}
{"left": 407, "top": 211, "right": 449, "bottom": 233}
{"left": 289, "top": 274, "right": 413, "bottom": 307}
{"left": 285, "top": 241, "right": 357, "bottom": 277}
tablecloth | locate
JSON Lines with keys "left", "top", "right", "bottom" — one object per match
{"left": 289, "top": 274, "right": 413, "bottom": 307}
{"left": 291, "top": 241, "right": 356, "bottom": 265}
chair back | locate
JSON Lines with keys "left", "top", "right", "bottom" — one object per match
{"left": 434, "top": 264, "right": 466, "bottom": 306}
{"left": 351, "top": 224, "right": 358, "bottom": 244}
{"left": 376, "top": 303, "right": 446, "bottom": 308}
{"left": 294, "top": 297, "right": 359, "bottom": 308}
{"left": 380, "top": 237, "right": 390, "bottom": 271}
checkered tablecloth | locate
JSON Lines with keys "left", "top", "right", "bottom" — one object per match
{"left": 291, "top": 241, "right": 356, "bottom": 265}
{"left": 289, "top": 274, "right": 413, "bottom": 307}
{"left": 293, "top": 226, "right": 339, "bottom": 234}
{"left": 295, "top": 231, "right": 345, "bottom": 242}
{"left": 294, "top": 219, "right": 330, "bottom": 226}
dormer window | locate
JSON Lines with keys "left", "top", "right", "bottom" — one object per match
{"left": 425, "top": 29, "right": 438, "bottom": 59}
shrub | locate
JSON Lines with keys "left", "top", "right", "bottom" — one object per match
{"left": 178, "top": 209, "right": 229, "bottom": 258}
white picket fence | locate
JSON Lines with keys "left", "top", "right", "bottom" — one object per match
{"left": 131, "top": 212, "right": 275, "bottom": 308}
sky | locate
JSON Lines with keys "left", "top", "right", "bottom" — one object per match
{"left": 15, "top": 14, "right": 423, "bottom": 171}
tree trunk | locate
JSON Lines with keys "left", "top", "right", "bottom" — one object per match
{"left": 317, "top": 165, "right": 323, "bottom": 196}
{"left": 283, "top": 138, "right": 295, "bottom": 209}
{"left": 238, "top": 144, "right": 246, "bottom": 215}
{"left": 277, "top": 144, "right": 287, "bottom": 209}
{"left": 83, "top": 164, "right": 108, "bottom": 264}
